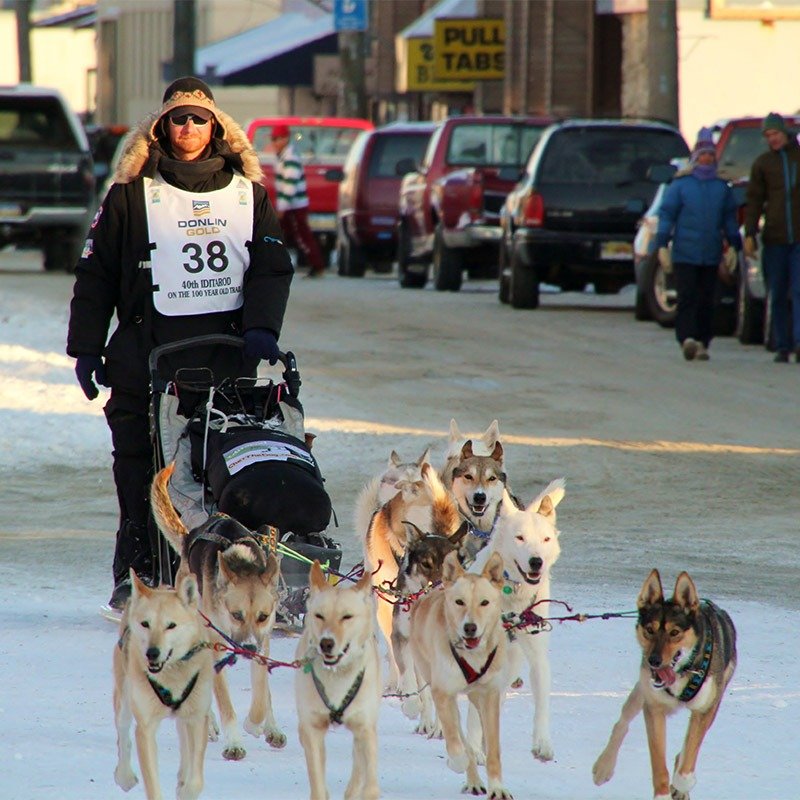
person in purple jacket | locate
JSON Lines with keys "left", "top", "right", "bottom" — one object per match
{"left": 655, "top": 128, "right": 742, "bottom": 361}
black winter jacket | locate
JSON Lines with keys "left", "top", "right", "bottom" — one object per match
{"left": 67, "top": 140, "right": 293, "bottom": 404}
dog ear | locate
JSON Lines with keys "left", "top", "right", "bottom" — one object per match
{"left": 177, "top": 572, "right": 200, "bottom": 609}
{"left": 355, "top": 569, "right": 373, "bottom": 594}
{"left": 482, "top": 551, "right": 505, "bottom": 588}
{"left": 449, "top": 418, "right": 462, "bottom": 442}
{"left": 490, "top": 440, "right": 503, "bottom": 462}
{"left": 672, "top": 572, "right": 700, "bottom": 613}
{"left": 403, "top": 521, "right": 425, "bottom": 545}
{"left": 389, "top": 450, "right": 402, "bottom": 467}
{"left": 217, "top": 552, "right": 235, "bottom": 586}
{"left": 637, "top": 569, "right": 664, "bottom": 608}
{"left": 528, "top": 478, "right": 566, "bottom": 518}
{"left": 482, "top": 419, "right": 500, "bottom": 449}
{"left": 417, "top": 447, "right": 431, "bottom": 466}
{"left": 261, "top": 553, "right": 281, "bottom": 587}
{"left": 309, "top": 559, "right": 328, "bottom": 592}
{"left": 442, "top": 550, "right": 464, "bottom": 586}
{"left": 460, "top": 440, "right": 474, "bottom": 459}
{"left": 448, "top": 520, "right": 470, "bottom": 545}
{"left": 130, "top": 568, "right": 153, "bottom": 599}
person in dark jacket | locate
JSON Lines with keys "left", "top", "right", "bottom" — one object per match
{"left": 67, "top": 77, "right": 293, "bottom": 609}
{"left": 744, "top": 112, "right": 800, "bottom": 362}
{"left": 655, "top": 128, "right": 742, "bottom": 361}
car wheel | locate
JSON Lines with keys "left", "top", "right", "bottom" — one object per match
{"left": 336, "top": 239, "right": 347, "bottom": 276}
{"left": 432, "top": 224, "right": 463, "bottom": 292}
{"left": 43, "top": 233, "right": 82, "bottom": 273}
{"left": 340, "top": 234, "right": 366, "bottom": 278}
{"left": 634, "top": 284, "right": 650, "bottom": 321}
{"left": 735, "top": 261, "right": 765, "bottom": 344}
{"left": 397, "top": 221, "right": 426, "bottom": 289}
{"left": 498, "top": 237, "right": 510, "bottom": 305}
{"left": 642, "top": 251, "right": 677, "bottom": 328}
{"left": 509, "top": 245, "right": 539, "bottom": 309}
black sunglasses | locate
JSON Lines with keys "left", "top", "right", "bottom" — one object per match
{"left": 168, "top": 113, "right": 210, "bottom": 126}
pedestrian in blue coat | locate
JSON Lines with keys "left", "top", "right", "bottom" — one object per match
{"left": 655, "top": 128, "right": 742, "bottom": 360}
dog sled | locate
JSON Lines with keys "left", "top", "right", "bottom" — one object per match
{"left": 146, "top": 334, "right": 342, "bottom": 628}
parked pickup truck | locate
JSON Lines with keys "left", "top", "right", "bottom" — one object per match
{"left": 397, "top": 114, "right": 552, "bottom": 291}
{"left": 246, "top": 116, "right": 373, "bottom": 264}
{"left": 0, "top": 84, "right": 96, "bottom": 271}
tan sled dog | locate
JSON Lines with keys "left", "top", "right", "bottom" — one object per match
{"left": 410, "top": 550, "right": 512, "bottom": 799}
{"left": 295, "top": 561, "right": 381, "bottom": 800}
{"left": 151, "top": 464, "right": 284, "bottom": 761}
{"left": 592, "top": 569, "right": 737, "bottom": 800}
{"left": 113, "top": 570, "right": 213, "bottom": 800}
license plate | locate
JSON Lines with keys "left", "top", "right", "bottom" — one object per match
{"left": 308, "top": 213, "right": 336, "bottom": 232}
{"left": 0, "top": 202, "right": 22, "bottom": 219}
{"left": 600, "top": 241, "right": 633, "bottom": 260}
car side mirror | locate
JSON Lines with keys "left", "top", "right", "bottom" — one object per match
{"left": 324, "top": 167, "right": 344, "bottom": 182}
{"left": 395, "top": 157, "right": 417, "bottom": 177}
{"left": 647, "top": 163, "right": 677, "bottom": 184}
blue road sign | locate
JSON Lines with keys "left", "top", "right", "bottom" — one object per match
{"left": 334, "top": 0, "right": 368, "bottom": 32}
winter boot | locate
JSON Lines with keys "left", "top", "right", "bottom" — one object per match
{"left": 109, "top": 520, "right": 156, "bottom": 610}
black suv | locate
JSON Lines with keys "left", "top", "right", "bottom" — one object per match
{"left": 0, "top": 85, "right": 95, "bottom": 271}
{"left": 499, "top": 119, "right": 689, "bottom": 308}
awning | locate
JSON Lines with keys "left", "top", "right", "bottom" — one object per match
{"left": 397, "top": 0, "right": 477, "bottom": 40}
{"left": 195, "top": 13, "right": 338, "bottom": 87}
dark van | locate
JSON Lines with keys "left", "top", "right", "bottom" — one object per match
{"left": 336, "top": 121, "right": 437, "bottom": 276}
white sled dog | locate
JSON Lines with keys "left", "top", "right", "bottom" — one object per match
{"left": 410, "top": 550, "right": 512, "bottom": 799}
{"left": 470, "top": 478, "right": 566, "bottom": 763}
{"left": 113, "top": 570, "right": 213, "bottom": 800}
{"left": 295, "top": 560, "right": 381, "bottom": 800}
{"left": 151, "top": 464, "right": 284, "bottom": 761}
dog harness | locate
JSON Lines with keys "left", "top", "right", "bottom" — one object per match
{"left": 663, "top": 600, "right": 717, "bottom": 703}
{"left": 148, "top": 671, "right": 201, "bottom": 711}
{"left": 309, "top": 665, "right": 366, "bottom": 724}
{"left": 449, "top": 643, "right": 498, "bottom": 685}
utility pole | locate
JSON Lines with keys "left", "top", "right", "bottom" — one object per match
{"left": 15, "top": 0, "right": 33, "bottom": 83}
{"left": 172, "top": 0, "right": 197, "bottom": 80}
{"left": 338, "top": 30, "right": 367, "bottom": 118}
{"left": 648, "top": 0, "right": 679, "bottom": 127}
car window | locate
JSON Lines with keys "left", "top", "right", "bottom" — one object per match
{"left": 252, "top": 124, "right": 364, "bottom": 164}
{"left": 367, "top": 133, "right": 432, "bottom": 178}
{"left": 717, "top": 127, "right": 768, "bottom": 181}
{"left": 0, "top": 97, "right": 81, "bottom": 150}
{"left": 539, "top": 128, "right": 689, "bottom": 185}
{"left": 447, "top": 124, "right": 546, "bottom": 167}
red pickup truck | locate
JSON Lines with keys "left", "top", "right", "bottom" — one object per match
{"left": 246, "top": 116, "right": 373, "bottom": 263}
{"left": 397, "top": 114, "right": 553, "bottom": 291}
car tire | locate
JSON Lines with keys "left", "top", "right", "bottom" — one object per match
{"left": 432, "top": 224, "right": 463, "bottom": 292}
{"left": 642, "top": 251, "right": 677, "bottom": 328}
{"left": 634, "top": 284, "right": 650, "bottom": 321}
{"left": 735, "top": 260, "right": 765, "bottom": 345}
{"left": 339, "top": 234, "right": 366, "bottom": 278}
{"left": 498, "top": 237, "right": 510, "bottom": 305}
{"left": 43, "top": 233, "right": 82, "bottom": 273}
{"left": 509, "top": 245, "right": 539, "bottom": 309}
{"left": 397, "top": 221, "right": 426, "bottom": 289}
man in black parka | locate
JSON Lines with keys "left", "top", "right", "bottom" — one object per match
{"left": 67, "top": 77, "right": 293, "bottom": 610}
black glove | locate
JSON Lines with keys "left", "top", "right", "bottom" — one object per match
{"left": 243, "top": 328, "right": 280, "bottom": 366}
{"left": 75, "top": 355, "right": 109, "bottom": 401}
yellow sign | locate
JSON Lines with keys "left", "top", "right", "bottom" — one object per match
{"left": 404, "top": 37, "right": 475, "bottom": 92}
{"left": 433, "top": 18, "right": 505, "bottom": 81}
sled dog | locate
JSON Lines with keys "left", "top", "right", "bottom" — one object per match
{"left": 592, "top": 569, "right": 737, "bottom": 800}
{"left": 295, "top": 560, "right": 381, "bottom": 800}
{"left": 113, "top": 570, "right": 213, "bottom": 800}
{"left": 151, "top": 464, "right": 284, "bottom": 761}
{"left": 470, "top": 478, "right": 566, "bottom": 763}
{"left": 410, "top": 550, "right": 512, "bottom": 799}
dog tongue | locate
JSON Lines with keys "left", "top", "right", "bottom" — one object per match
{"left": 653, "top": 666, "right": 676, "bottom": 686}
{"left": 464, "top": 637, "right": 480, "bottom": 649}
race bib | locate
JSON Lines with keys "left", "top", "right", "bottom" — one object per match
{"left": 144, "top": 173, "right": 253, "bottom": 316}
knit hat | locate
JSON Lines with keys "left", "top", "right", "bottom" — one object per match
{"left": 157, "top": 76, "right": 217, "bottom": 123}
{"left": 271, "top": 123, "right": 290, "bottom": 140}
{"left": 691, "top": 126, "right": 716, "bottom": 159}
{"left": 762, "top": 112, "right": 788, "bottom": 134}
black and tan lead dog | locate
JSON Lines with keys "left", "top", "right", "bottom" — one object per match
{"left": 593, "top": 569, "right": 737, "bottom": 800}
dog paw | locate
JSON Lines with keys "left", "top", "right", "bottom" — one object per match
{"left": 402, "top": 696, "right": 421, "bottom": 719}
{"left": 222, "top": 743, "right": 247, "bottom": 761}
{"left": 592, "top": 755, "right": 615, "bottom": 786}
{"left": 447, "top": 752, "right": 469, "bottom": 773}
{"left": 461, "top": 778, "right": 486, "bottom": 795}
{"left": 243, "top": 716, "right": 264, "bottom": 738}
{"left": 114, "top": 766, "right": 138, "bottom": 792}
{"left": 531, "top": 738, "right": 554, "bottom": 762}
{"left": 488, "top": 785, "right": 514, "bottom": 800}
{"left": 265, "top": 728, "right": 287, "bottom": 749}
{"left": 671, "top": 771, "right": 696, "bottom": 795}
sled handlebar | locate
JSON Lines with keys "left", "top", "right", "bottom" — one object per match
{"left": 148, "top": 335, "right": 301, "bottom": 397}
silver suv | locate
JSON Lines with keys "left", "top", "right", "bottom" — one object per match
{"left": 0, "top": 85, "right": 95, "bottom": 271}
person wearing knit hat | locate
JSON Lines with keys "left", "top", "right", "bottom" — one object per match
{"left": 655, "top": 126, "right": 742, "bottom": 361}
{"left": 66, "top": 75, "right": 294, "bottom": 613}
{"left": 744, "top": 112, "right": 800, "bottom": 362}
{"left": 270, "top": 123, "right": 325, "bottom": 277}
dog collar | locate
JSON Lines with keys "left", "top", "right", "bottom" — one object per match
{"left": 147, "top": 671, "right": 200, "bottom": 711}
{"left": 459, "top": 499, "right": 502, "bottom": 540}
{"left": 665, "top": 601, "right": 715, "bottom": 702}
{"left": 309, "top": 665, "right": 366, "bottom": 725}
{"left": 450, "top": 642, "right": 498, "bottom": 685}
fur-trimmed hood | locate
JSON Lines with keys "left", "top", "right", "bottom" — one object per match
{"left": 112, "top": 107, "right": 262, "bottom": 184}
